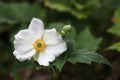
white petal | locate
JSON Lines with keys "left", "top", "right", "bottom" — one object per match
{"left": 14, "top": 29, "right": 35, "bottom": 53}
{"left": 14, "top": 40, "right": 33, "bottom": 54}
{"left": 43, "top": 28, "right": 63, "bottom": 45}
{"left": 28, "top": 18, "right": 44, "bottom": 38}
{"left": 13, "top": 49, "right": 35, "bottom": 61}
{"left": 34, "top": 49, "right": 55, "bottom": 66}
{"left": 15, "top": 29, "right": 36, "bottom": 44}
{"left": 46, "top": 41, "right": 67, "bottom": 57}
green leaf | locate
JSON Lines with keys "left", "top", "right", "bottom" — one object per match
{"left": 107, "top": 8, "right": 120, "bottom": 52}
{"left": 0, "top": 2, "right": 46, "bottom": 24}
{"left": 108, "top": 8, "right": 120, "bottom": 36}
{"left": 77, "top": 27, "right": 102, "bottom": 50}
{"left": 108, "top": 24, "right": 120, "bottom": 36}
{"left": 51, "top": 58, "right": 67, "bottom": 71}
{"left": 68, "top": 49, "right": 112, "bottom": 66}
{"left": 12, "top": 60, "right": 43, "bottom": 72}
{"left": 44, "top": 0, "right": 99, "bottom": 19}
{"left": 107, "top": 42, "right": 120, "bottom": 51}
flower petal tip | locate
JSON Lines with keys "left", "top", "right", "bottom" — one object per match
{"left": 32, "top": 17, "right": 43, "bottom": 24}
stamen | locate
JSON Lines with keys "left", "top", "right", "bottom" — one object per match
{"left": 33, "top": 39, "right": 46, "bottom": 52}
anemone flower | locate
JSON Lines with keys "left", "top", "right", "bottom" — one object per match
{"left": 13, "top": 18, "right": 67, "bottom": 66}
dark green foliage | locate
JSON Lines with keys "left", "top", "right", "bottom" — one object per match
{"left": 108, "top": 8, "right": 120, "bottom": 52}
{"left": 68, "top": 49, "right": 111, "bottom": 66}
{"left": 0, "top": 0, "right": 118, "bottom": 79}
{"left": 77, "top": 27, "right": 102, "bottom": 50}
{"left": 51, "top": 39, "right": 111, "bottom": 72}
{"left": 108, "top": 42, "right": 120, "bottom": 51}
{"left": 44, "top": 0, "right": 99, "bottom": 19}
{"left": 0, "top": 2, "right": 46, "bottom": 24}
{"left": 108, "top": 8, "right": 120, "bottom": 36}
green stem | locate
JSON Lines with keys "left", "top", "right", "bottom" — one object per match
{"left": 49, "top": 66, "right": 59, "bottom": 80}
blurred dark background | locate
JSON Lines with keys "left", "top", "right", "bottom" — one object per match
{"left": 0, "top": 0, "right": 120, "bottom": 80}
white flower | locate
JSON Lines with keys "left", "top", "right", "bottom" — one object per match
{"left": 13, "top": 18, "right": 67, "bottom": 66}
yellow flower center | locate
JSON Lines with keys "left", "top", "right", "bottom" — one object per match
{"left": 33, "top": 39, "right": 46, "bottom": 52}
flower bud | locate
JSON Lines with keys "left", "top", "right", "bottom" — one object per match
{"left": 63, "top": 25, "right": 71, "bottom": 32}
{"left": 61, "top": 30, "right": 66, "bottom": 37}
